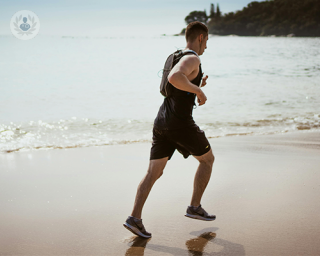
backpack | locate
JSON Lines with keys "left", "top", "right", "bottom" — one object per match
{"left": 159, "top": 49, "right": 199, "bottom": 97}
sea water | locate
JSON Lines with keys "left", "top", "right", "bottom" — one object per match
{"left": 0, "top": 35, "right": 319, "bottom": 153}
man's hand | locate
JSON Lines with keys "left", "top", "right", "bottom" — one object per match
{"left": 196, "top": 89, "right": 207, "bottom": 106}
{"left": 201, "top": 74, "right": 208, "bottom": 87}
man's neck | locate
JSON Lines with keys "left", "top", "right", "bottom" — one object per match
{"left": 185, "top": 44, "right": 200, "bottom": 55}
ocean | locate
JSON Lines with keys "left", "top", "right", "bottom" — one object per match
{"left": 0, "top": 35, "right": 319, "bottom": 153}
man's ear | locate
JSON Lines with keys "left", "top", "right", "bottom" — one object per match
{"left": 199, "top": 34, "right": 203, "bottom": 43}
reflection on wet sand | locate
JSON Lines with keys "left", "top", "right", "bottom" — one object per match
{"left": 186, "top": 232, "right": 216, "bottom": 256}
{"left": 187, "top": 228, "right": 245, "bottom": 256}
{"left": 125, "top": 228, "right": 245, "bottom": 256}
{"left": 125, "top": 236, "right": 151, "bottom": 256}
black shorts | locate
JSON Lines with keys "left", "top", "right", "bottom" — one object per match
{"left": 150, "top": 124, "right": 211, "bottom": 160}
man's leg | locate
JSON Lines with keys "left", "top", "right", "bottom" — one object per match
{"left": 191, "top": 149, "right": 215, "bottom": 207}
{"left": 131, "top": 157, "right": 168, "bottom": 219}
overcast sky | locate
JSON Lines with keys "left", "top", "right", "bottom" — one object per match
{"left": 1, "top": 0, "right": 265, "bottom": 36}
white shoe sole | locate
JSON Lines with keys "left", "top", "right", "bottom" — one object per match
{"left": 185, "top": 213, "right": 216, "bottom": 221}
{"left": 123, "top": 222, "right": 151, "bottom": 238}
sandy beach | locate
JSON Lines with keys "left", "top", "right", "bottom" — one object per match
{"left": 1, "top": 131, "right": 320, "bottom": 256}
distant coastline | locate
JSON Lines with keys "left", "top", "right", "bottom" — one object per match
{"left": 181, "top": 0, "right": 320, "bottom": 37}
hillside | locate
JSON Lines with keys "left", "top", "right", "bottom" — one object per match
{"left": 185, "top": 0, "right": 320, "bottom": 37}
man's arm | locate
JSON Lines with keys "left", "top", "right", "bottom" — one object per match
{"left": 168, "top": 55, "right": 207, "bottom": 106}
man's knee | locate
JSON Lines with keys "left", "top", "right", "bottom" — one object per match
{"left": 209, "top": 152, "right": 215, "bottom": 165}
{"left": 147, "top": 167, "right": 163, "bottom": 180}
{"left": 147, "top": 158, "right": 168, "bottom": 179}
{"left": 205, "top": 152, "right": 215, "bottom": 166}
{"left": 197, "top": 150, "right": 215, "bottom": 167}
{"left": 157, "top": 170, "right": 164, "bottom": 178}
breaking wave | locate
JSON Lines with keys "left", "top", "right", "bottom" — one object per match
{"left": 1, "top": 113, "right": 319, "bottom": 153}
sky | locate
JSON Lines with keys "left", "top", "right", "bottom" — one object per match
{"left": 0, "top": 0, "right": 265, "bottom": 36}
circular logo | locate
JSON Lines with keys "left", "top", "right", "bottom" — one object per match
{"left": 10, "top": 10, "right": 40, "bottom": 40}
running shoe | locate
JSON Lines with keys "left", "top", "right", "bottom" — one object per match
{"left": 185, "top": 205, "right": 216, "bottom": 221}
{"left": 123, "top": 216, "right": 152, "bottom": 238}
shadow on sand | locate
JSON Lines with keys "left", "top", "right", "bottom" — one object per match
{"left": 125, "top": 227, "right": 245, "bottom": 256}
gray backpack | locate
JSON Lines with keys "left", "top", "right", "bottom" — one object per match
{"left": 159, "top": 49, "right": 199, "bottom": 97}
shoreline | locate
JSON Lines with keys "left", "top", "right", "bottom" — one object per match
{"left": 2, "top": 128, "right": 320, "bottom": 154}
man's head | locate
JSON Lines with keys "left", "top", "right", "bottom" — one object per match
{"left": 185, "top": 21, "right": 208, "bottom": 55}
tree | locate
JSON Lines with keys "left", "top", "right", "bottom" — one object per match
{"left": 185, "top": 11, "right": 208, "bottom": 25}
{"left": 216, "top": 4, "right": 221, "bottom": 18}
{"left": 210, "top": 3, "right": 215, "bottom": 18}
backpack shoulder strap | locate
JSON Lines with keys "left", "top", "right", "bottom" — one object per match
{"left": 181, "top": 49, "right": 201, "bottom": 63}
{"left": 182, "top": 49, "right": 199, "bottom": 57}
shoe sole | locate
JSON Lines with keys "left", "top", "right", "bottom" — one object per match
{"left": 185, "top": 213, "right": 216, "bottom": 221}
{"left": 123, "top": 222, "right": 151, "bottom": 239}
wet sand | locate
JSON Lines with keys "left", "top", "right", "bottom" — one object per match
{"left": 1, "top": 131, "right": 320, "bottom": 256}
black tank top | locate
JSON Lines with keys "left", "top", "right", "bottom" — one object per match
{"left": 154, "top": 64, "right": 203, "bottom": 130}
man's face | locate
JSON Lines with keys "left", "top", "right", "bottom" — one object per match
{"left": 199, "top": 34, "right": 208, "bottom": 56}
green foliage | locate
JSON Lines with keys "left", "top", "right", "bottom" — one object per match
{"left": 203, "top": 0, "right": 320, "bottom": 36}
{"left": 216, "top": 4, "right": 221, "bottom": 18}
{"left": 180, "top": 28, "right": 186, "bottom": 35}
{"left": 185, "top": 11, "right": 208, "bottom": 25}
{"left": 210, "top": 4, "right": 215, "bottom": 18}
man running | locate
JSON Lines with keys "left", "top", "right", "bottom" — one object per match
{"left": 123, "top": 21, "right": 215, "bottom": 238}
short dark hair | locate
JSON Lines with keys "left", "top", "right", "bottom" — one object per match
{"left": 185, "top": 21, "right": 208, "bottom": 42}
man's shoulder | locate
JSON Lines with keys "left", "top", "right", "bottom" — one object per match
{"left": 180, "top": 54, "right": 200, "bottom": 67}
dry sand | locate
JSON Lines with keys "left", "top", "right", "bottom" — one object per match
{"left": 0, "top": 131, "right": 320, "bottom": 256}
